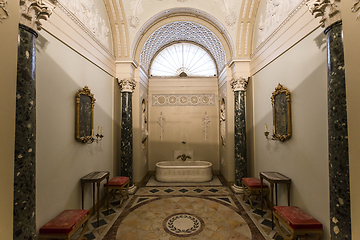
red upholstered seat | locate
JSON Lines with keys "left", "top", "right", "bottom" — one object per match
{"left": 242, "top": 177, "right": 269, "bottom": 188}
{"left": 273, "top": 206, "right": 323, "bottom": 230}
{"left": 104, "top": 176, "right": 129, "bottom": 187}
{"left": 39, "top": 209, "right": 89, "bottom": 234}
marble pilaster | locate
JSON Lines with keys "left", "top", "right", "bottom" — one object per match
{"left": 118, "top": 78, "right": 137, "bottom": 194}
{"left": 230, "top": 77, "right": 249, "bottom": 193}
{"left": 325, "top": 21, "right": 351, "bottom": 240}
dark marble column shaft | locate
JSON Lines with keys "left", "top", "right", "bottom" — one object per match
{"left": 120, "top": 92, "right": 133, "bottom": 185}
{"left": 13, "top": 24, "right": 38, "bottom": 240}
{"left": 325, "top": 21, "right": 351, "bottom": 240}
{"left": 234, "top": 90, "right": 247, "bottom": 187}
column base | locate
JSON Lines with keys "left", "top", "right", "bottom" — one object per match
{"left": 128, "top": 185, "right": 138, "bottom": 195}
{"left": 231, "top": 184, "right": 243, "bottom": 194}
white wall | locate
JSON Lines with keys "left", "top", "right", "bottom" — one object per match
{"left": 252, "top": 27, "right": 330, "bottom": 239}
{"left": 0, "top": 1, "right": 19, "bottom": 239}
{"left": 36, "top": 30, "right": 114, "bottom": 231}
{"left": 148, "top": 77, "right": 220, "bottom": 171}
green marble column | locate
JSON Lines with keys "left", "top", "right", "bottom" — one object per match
{"left": 325, "top": 21, "right": 351, "bottom": 240}
{"left": 13, "top": 23, "right": 38, "bottom": 240}
{"left": 118, "top": 78, "right": 137, "bottom": 193}
{"left": 230, "top": 77, "right": 249, "bottom": 193}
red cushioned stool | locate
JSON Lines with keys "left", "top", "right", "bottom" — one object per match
{"left": 273, "top": 206, "right": 323, "bottom": 240}
{"left": 242, "top": 177, "right": 269, "bottom": 208}
{"left": 39, "top": 209, "right": 89, "bottom": 240}
{"left": 104, "top": 176, "right": 130, "bottom": 207}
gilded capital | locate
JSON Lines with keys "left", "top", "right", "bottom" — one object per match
{"left": 117, "top": 78, "right": 136, "bottom": 93}
{"left": 230, "top": 77, "right": 249, "bottom": 92}
{"left": 306, "top": 0, "right": 341, "bottom": 29}
{"left": 19, "top": 0, "right": 56, "bottom": 31}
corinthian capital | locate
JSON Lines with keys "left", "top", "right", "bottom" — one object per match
{"left": 230, "top": 77, "right": 249, "bottom": 92}
{"left": 19, "top": 0, "right": 56, "bottom": 31}
{"left": 306, "top": 0, "right": 341, "bottom": 29}
{"left": 117, "top": 78, "right": 136, "bottom": 92}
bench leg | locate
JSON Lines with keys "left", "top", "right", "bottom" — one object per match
{"left": 77, "top": 216, "right": 90, "bottom": 240}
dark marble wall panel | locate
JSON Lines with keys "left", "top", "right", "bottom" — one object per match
{"left": 325, "top": 21, "right": 351, "bottom": 240}
{"left": 13, "top": 24, "right": 38, "bottom": 240}
{"left": 234, "top": 90, "right": 247, "bottom": 187}
{"left": 120, "top": 92, "right": 133, "bottom": 185}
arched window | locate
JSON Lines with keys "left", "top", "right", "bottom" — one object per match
{"left": 149, "top": 42, "right": 217, "bottom": 77}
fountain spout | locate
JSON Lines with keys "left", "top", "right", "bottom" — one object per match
{"left": 177, "top": 154, "right": 191, "bottom": 162}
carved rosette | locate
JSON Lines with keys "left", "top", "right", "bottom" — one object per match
{"left": 306, "top": 0, "right": 341, "bottom": 29}
{"left": 230, "top": 77, "right": 249, "bottom": 92}
{"left": 19, "top": 0, "right": 56, "bottom": 31}
{"left": 117, "top": 78, "right": 136, "bottom": 93}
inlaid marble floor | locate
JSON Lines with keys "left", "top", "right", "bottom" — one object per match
{"left": 73, "top": 177, "right": 281, "bottom": 240}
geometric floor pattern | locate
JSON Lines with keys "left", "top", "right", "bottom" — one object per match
{"left": 72, "top": 177, "right": 283, "bottom": 240}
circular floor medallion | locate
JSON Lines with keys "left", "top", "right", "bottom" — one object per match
{"left": 163, "top": 212, "right": 204, "bottom": 237}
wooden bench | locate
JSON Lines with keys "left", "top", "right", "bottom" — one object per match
{"left": 39, "top": 209, "right": 90, "bottom": 240}
{"left": 242, "top": 177, "right": 269, "bottom": 208}
{"left": 273, "top": 206, "right": 323, "bottom": 240}
{"left": 104, "top": 176, "right": 130, "bottom": 207}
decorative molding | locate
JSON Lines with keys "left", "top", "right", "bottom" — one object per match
{"left": 306, "top": 0, "right": 341, "bottom": 28}
{"left": 202, "top": 111, "right": 211, "bottom": 140}
{"left": 19, "top": 0, "right": 56, "bottom": 31}
{"left": 117, "top": 78, "right": 136, "bottom": 92}
{"left": 352, "top": 0, "right": 360, "bottom": 20}
{"left": 152, "top": 94, "right": 215, "bottom": 106}
{"left": 230, "top": 77, "right": 249, "bottom": 91}
{"left": 0, "top": 0, "right": 9, "bottom": 22}
{"left": 57, "top": 0, "right": 111, "bottom": 50}
{"left": 157, "top": 112, "right": 166, "bottom": 141}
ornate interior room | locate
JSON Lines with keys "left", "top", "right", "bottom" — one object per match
{"left": 1, "top": 0, "right": 360, "bottom": 239}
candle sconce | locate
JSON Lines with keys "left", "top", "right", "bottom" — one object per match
{"left": 264, "top": 123, "right": 276, "bottom": 141}
{"left": 85, "top": 126, "right": 104, "bottom": 144}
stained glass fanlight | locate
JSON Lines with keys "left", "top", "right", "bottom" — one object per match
{"left": 149, "top": 42, "right": 217, "bottom": 77}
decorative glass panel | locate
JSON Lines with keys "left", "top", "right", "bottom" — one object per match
{"left": 150, "top": 43, "right": 217, "bottom": 77}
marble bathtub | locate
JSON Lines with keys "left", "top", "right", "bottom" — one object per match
{"left": 155, "top": 161, "right": 213, "bottom": 182}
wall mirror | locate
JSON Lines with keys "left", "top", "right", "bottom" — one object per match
{"left": 271, "top": 83, "right": 291, "bottom": 141}
{"left": 75, "top": 85, "right": 96, "bottom": 143}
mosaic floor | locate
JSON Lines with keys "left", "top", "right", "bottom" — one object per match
{"left": 72, "top": 178, "right": 283, "bottom": 240}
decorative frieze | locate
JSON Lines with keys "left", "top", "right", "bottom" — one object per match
{"left": 230, "top": 77, "right": 249, "bottom": 92}
{"left": 19, "top": 0, "right": 56, "bottom": 31}
{"left": 117, "top": 78, "right": 136, "bottom": 92}
{"left": 0, "top": 0, "right": 9, "bottom": 22}
{"left": 307, "top": 0, "right": 341, "bottom": 29}
{"left": 152, "top": 94, "right": 215, "bottom": 106}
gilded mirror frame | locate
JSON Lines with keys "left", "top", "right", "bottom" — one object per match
{"left": 271, "top": 83, "right": 291, "bottom": 141}
{"left": 75, "top": 85, "right": 96, "bottom": 143}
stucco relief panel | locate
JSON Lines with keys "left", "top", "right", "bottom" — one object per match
{"left": 254, "top": 0, "right": 303, "bottom": 49}
{"left": 0, "top": 0, "right": 8, "bottom": 22}
{"left": 58, "top": 0, "right": 111, "bottom": 49}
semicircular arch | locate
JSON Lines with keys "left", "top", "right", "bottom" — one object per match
{"left": 132, "top": 8, "right": 235, "bottom": 73}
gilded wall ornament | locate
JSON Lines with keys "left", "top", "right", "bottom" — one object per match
{"left": 306, "top": 0, "right": 341, "bottom": 28}
{"left": 0, "top": 0, "right": 9, "bottom": 22}
{"left": 19, "top": 0, "right": 56, "bottom": 31}
{"left": 117, "top": 78, "right": 136, "bottom": 92}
